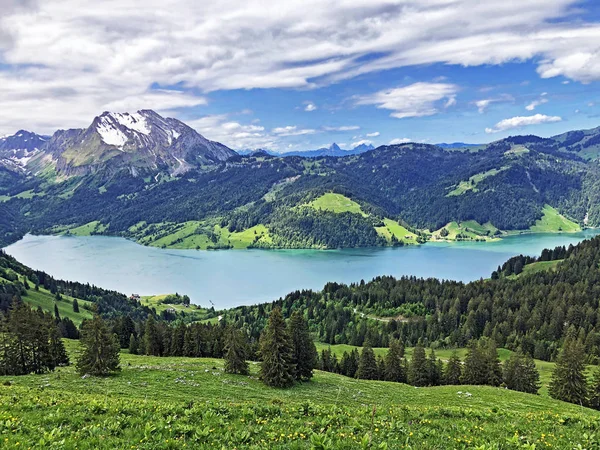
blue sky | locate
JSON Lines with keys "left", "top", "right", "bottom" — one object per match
{"left": 0, "top": 0, "right": 600, "bottom": 151}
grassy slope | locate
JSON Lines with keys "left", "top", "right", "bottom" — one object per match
{"left": 139, "top": 294, "right": 212, "bottom": 321}
{"left": 432, "top": 220, "right": 499, "bottom": 241}
{"left": 530, "top": 205, "right": 581, "bottom": 233}
{"left": 0, "top": 271, "right": 94, "bottom": 324}
{"left": 306, "top": 192, "right": 367, "bottom": 216}
{"left": 1, "top": 341, "right": 598, "bottom": 449}
{"left": 446, "top": 167, "right": 508, "bottom": 197}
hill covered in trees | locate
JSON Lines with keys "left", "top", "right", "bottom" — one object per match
{"left": 1, "top": 125, "right": 600, "bottom": 249}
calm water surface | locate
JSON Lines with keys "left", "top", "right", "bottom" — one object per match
{"left": 4, "top": 231, "right": 599, "bottom": 309}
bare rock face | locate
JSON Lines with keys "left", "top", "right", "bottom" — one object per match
{"left": 27, "top": 110, "right": 236, "bottom": 178}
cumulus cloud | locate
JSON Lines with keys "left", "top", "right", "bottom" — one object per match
{"left": 188, "top": 114, "right": 277, "bottom": 150}
{"left": 356, "top": 83, "right": 459, "bottom": 119}
{"left": 0, "top": 0, "right": 599, "bottom": 133}
{"left": 485, "top": 114, "right": 562, "bottom": 133}
{"left": 272, "top": 126, "right": 316, "bottom": 136}
{"left": 389, "top": 138, "right": 412, "bottom": 145}
{"left": 304, "top": 102, "right": 317, "bottom": 112}
{"left": 351, "top": 139, "right": 372, "bottom": 148}
{"left": 366, "top": 131, "right": 380, "bottom": 137}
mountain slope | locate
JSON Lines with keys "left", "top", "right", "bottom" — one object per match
{"left": 27, "top": 110, "right": 236, "bottom": 178}
{"left": 0, "top": 130, "right": 48, "bottom": 169}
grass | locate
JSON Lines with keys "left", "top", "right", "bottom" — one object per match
{"left": 375, "top": 218, "right": 419, "bottom": 244}
{"left": 432, "top": 221, "right": 499, "bottom": 241}
{"left": 0, "top": 272, "right": 94, "bottom": 324}
{"left": 306, "top": 193, "right": 367, "bottom": 216}
{"left": 530, "top": 205, "right": 581, "bottom": 233}
{"left": 139, "top": 294, "right": 213, "bottom": 321}
{"left": 1, "top": 341, "right": 598, "bottom": 449}
{"left": 521, "top": 260, "right": 562, "bottom": 276}
{"left": 61, "top": 220, "right": 108, "bottom": 236}
{"left": 446, "top": 167, "right": 508, "bottom": 197}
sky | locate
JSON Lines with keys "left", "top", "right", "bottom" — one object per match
{"left": 1, "top": 0, "right": 600, "bottom": 152}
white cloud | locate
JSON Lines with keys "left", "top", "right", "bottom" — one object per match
{"left": 304, "top": 102, "right": 317, "bottom": 112}
{"left": 188, "top": 114, "right": 276, "bottom": 150}
{"left": 356, "top": 82, "right": 459, "bottom": 119}
{"left": 485, "top": 114, "right": 562, "bottom": 133}
{"left": 272, "top": 125, "right": 316, "bottom": 136}
{"left": 475, "top": 99, "right": 493, "bottom": 114}
{"left": 351, "top": 139, "right": 372, "bottom": 148}
{"left": 322, "top": 125, "right": 360, "bottom": 132}
{"left": 389, "top": 138, "right": 412, "bottom": 145}
{"left": 366, "top": 131, "right": 380, "bottom": 137}
{"left": 525, "top": 96, "right": 549, "bottom": 111}
{"left": 0, "top": 0, "right": 599, "bottom": 132}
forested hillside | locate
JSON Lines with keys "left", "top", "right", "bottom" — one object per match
{"left": 1, "top": 123, "right": 600, "bottom": 249}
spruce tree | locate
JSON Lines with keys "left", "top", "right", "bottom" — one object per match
{"left": 384, "top": 339, "right": 406, "bottom": 383}
{"left": 54, "top": 303, "right": 61, "bottom": 320}
{"left": 170, "top": 321, "right": 186, "bottom": 357}
{"left": 589, "top": 368, "right": 600, "bottom": 410}
{"left": 224, "top": 327, "right": 249, "bottom": 375}
{"left": 549, "top": 333, "right": 589, "bottom": 405}
{"left": 288, "top": 310, "right": 317, "bottom": 381}
{"left": 144, "top": 315, "right": 162, "bottom": 356}
{"left": 48, "top": 324, "right": 69, "bottom": 367}
{"left": 444, "top": 351, "right": 462, "bottom": 385}
{"left": 376, "top": 354, "right": 386, "bottom": 380}
{"left": 76, "top": 315, "right": 120, "bottom": 376}
{"left": 427, "top": 349, "right": 441, "bottom": 386}
{"left": 72, "top": 299, "right": 80, "bottom": 313}
{"left": 259, "top": 307, "right": 295, "bottom": 387}
{"left": 503, "top": 352, "right": 540, "bottom": 394}
{"left": 461, "top": 340, "right": 486, "bottom": 385}
{"left": 483, "top": 339, "right": 503, "bottom": 387}
{"left": 128, "top": 333, "right": 139, "bottom": 355}
{"left": 356, "top": 345, "right": 378, "bottom": 380}
{"left": 408, "top": 342, "right": 429, "bottom": 387}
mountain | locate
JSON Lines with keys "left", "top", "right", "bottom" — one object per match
{"left": 27, "top": 110, "right": 236, "bottom": 178}
{"left": 435, "top": 142, "right": 481, "bottom": 149}
{"left": 0, "top": 130, "right": 48, "bottom": 168}
{"left": 551, "top": 125, "right": 600, "bottom": 160}
{"left": 275, "top": 142, "right": 375, "bottom": 157}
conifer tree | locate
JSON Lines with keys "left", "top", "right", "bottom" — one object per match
{"left": 259, "top": 307, "right": 295, "bottom": 387}
{"left": 128, "top": 333, "right": 139, "bottom": 355}
{"left": 444, "top": 351, "right": 463, "bottom": 385}
{"left": 72, "top": 299, "right": 79, "bottom": 313}
{"left": 549, "top": 332, "right": 589, "bottom": 405}
{"left": 54, "top": 303, "right": 60, "bottom": 320}
{"left": 356, "top": 345, "right": 378, "bottom": 380}
{"left": 376, "top": 354, "right": 386, "bottom": 380}
{"left": 503, "top": 352, "right": 540, "bottom": 394}
{"left": 48, "top": 324, "right": 69, "bottom": 367}
{"left": 170, "top": 321, "right": 186, "bottom": 356}
{"left": 224, "top": 327, "right": 249, "bottom": 375}
{"left": 144, "top": 315, "right": 162, "bottom": 356}
{"left": 408, "top": 342, "right": 429, "bottom": 387}
{"left": 76, "top": 315, "right": 120, "bottom": 376}
{"left": 483, "top": 339, "right": 503, "bottom": 386}
{"left": 288, "top": 310, "right": 317, "bottom": 381}
{"left": 427, "top": 349, "right": 441, "bottom": 386}
{"left": 589, "top": 368, "right": 600, "bottom": 410}
{"left": 384, "top": 339, "right": 406, "bottom": 383}
{"left": 461, "top": 340, "right": 486, "bottom": 385}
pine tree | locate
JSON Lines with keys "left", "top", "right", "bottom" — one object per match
{"left": 48, "top": 324, "right": 69, "bottom": 367}
{"left": 128, "top": 333, "right": 139, "bottom": 355}
{"left": 259, "top": 307, "right": 295, "bottom": 387}
{"left": 54, "top": 303, "right": 60, "bottom": 320}
{"left": 461, "top": 340, "right": 486, "bottom": 385}
{"left": 356, "top": 345, "right": 378, "bottom": 380}
{"left": 444, "top": 351, "right": 462, "bottom": 385}
{"left": 427, "top": 349, "right": 441, "bottom": 386}
{"left": 144, "top": 315, "right": 162, "bottom": 356}
{"left": 549, "top": 332, "right": 589, "bottom": 405}
{"left": 72, "top": 299, "right": 80, "bottom": 313}
{"left": 376, "top": 354, "right": 386, "bottom": 380}
{"left": 483, "top": 339, "right": 503, "bottom": 386}
{"left": 589, "top": 368, "right": 600, "bottom": 410}
{"left": 503, "top": 352, "right": 540, "bottom": 394}
{"left": 224, "top": 327, "right": 249, "bottom": 375}
{"left": 76, "top": 315, "right": 120, "bottom": 376}
{"left": 384, "top": 339, "right": 406, "bottom": 383}
{"left": 288, "top": 310, "right": 317, "bottom": 381}
{"left": 170, "top": 321, "right": 186, "bottom": 356}
{"left": 408, "top": 342, "right": 429, "bottom": 387}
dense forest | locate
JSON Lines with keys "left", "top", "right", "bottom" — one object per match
{"left": 1, "top": 132, "right": 600, "bottom": 248}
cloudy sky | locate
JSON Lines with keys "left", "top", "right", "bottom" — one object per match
{"left": 1, "top": 0, "right": 600, "bottom": 151}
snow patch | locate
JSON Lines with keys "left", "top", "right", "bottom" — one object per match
{"left": 97, "top": 117, "right": 128, "bottom": 147}
{"left": 111, "top": 112, "right": 151, "bottom": 135}
{"left": 172, "top": 130, "right": 180, "bottom": 140}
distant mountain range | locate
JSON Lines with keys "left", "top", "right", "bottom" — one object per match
{"left": 237, "top": 142, "right": 375, "bottom": 158}
{"left": 2, "top": 111, "right": 600, "bottom": 250}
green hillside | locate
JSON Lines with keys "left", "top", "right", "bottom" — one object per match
{"left": 1, "top": 342, "right": 598, "bottom": 449}
{"left": 529, "top": 205, "right": 581, "bottom": 233}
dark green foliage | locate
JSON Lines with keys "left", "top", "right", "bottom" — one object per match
{"left": 259, "top": 307, "right": 295, "bottom": 388}
{"left": 76, "top": 315, "right": 120, "bottom": 376}
{"left": 384, "top": 339, "right": 406, "bottom": 383}
{"left": 288, "top": 310, "right": 317, "bottom": 381}
{"left": 339, "top": 349, "right": 359, "bottom": 378}
{"left": 444, "top": 351, "right": 462, "bottom": 385}
{"left": 589, "top": 369, "right": 600, "bottom": 410}
{"left": 356, "top": 345, "right": 378, "bottom": 380}
{"left": 427, "top": 349, "right": 442, "bottom": 386}
{"left": 483, "top": 339, "right": 503, "bottom": 387}
{"left": 549, "top": 331, "right": 589, "bottom": 406}
{"left": 224, "top": 327, "right": 249, "bottom": 375}
{"left": 0, "top": 301, "right": 69, "bottom": 375}
{"left": 144, "top": 315, "right": 162, "bottom": 356}
{"left": 503, "top": 352, "right": 540, "bottom": 394}
{"left": 128, "top": 333, "right": 139, "bottom": 355}
{"left": 72, "top": 298, "right": 79, "bottom": 313}
{"left": 461, "top": 341, "right": 487, "bottom": 385}
{"left": 408, "top": 342, "right": 429, "bottom": 387}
